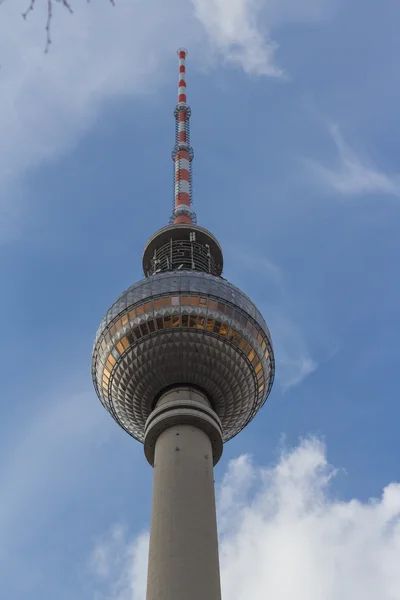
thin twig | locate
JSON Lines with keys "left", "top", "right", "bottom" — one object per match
{"left": 17, "top": 0, "right": 115, "bottom": 53}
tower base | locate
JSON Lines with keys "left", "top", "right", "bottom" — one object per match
{"left": 144, "top": 387, "right": 223, "bottom": 600}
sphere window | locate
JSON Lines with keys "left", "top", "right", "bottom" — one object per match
{"left": 116, "top": 341, "right": 125, "bottom": 354}
{"left": 209, "top": 299, "right": 217, "bottom": 311}
{"left": 213, "top": 321, "right": 221, "bottom": 334}
{"left": 220, "top": 323, "right": 228, "bottom": 336}
{"left": 248, "top": 348, "right": 256, "bottom": 362}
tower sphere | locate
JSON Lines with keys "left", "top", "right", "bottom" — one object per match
{"left": 92, "top": 269, "right": 274, "bottom": 444}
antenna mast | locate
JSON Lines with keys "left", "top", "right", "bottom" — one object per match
{"left": 170, "top": 48, "right": 196, "bottom": 225}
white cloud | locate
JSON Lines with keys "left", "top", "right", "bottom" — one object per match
{"left": 307, "top": 124, "right": 400, "bottom": 197}
{"left": 0, "top": 0, "right": 186, "bottom": 190}
{"left": 91, "top": 525, "right": 149, "bottom": 600}
{"left": 0, "top": 0, "right": 335, "bottom": 239}
{"left": 192, "top": 0, "right": 283, "bottom": 77}
{"left": 191, "top": 0, "right": 332, "bottom": 76}
{"left": 90, "top": 438, "right": 400, "bottom": 600}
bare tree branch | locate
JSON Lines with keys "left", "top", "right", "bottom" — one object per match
{"left": 0, "top": 0, "right": 115, "bottom": 53}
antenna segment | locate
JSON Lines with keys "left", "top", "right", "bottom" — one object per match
{"left": 170, "top": 48, "right": 197, "bottom": 225}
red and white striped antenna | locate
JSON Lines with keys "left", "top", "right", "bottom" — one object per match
{"left": 170, "top": 48, "right": 196, "bottom": 225}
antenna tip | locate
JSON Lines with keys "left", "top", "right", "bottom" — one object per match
{"left": 177, "top": 47, "right": 188, "bottom": 58}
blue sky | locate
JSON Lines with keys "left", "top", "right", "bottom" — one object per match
{"left": 0, "top": 1, "right": 399, "bottom": 598}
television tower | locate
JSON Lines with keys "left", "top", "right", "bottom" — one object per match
{"left": 92, "top": 49, "right": 275, "bottom": 600}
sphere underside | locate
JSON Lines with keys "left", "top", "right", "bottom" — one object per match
{"left": 92, "top": 271, "right": 275, "bottom": 442}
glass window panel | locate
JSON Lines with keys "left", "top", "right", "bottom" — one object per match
{"left": 173, "top": 315, "right": 180, "bottom": 327}
{"left": 148, "top": 320, "right": 155, "bottom": 333}
{"left": 261, "top": 340, "right": 267, "bottom": 352}
{"left": 133, "top": 327, "right": 142, "bottom": 339}
{"left": 121, "top": 336, "right": 129, "bottom": 350}
{"left": 106, "top": 360, "right": 114, "bottom": 371}
{"left": 111, "top": 348, "right": 120, "bottom": 359}
{"left": 246, "top": 320, "right": 253, "bottom": 331}
{"left": 164, "top": 316, "right": 172, "bottom": 328}
{"left": 181, "top": 295, "right": 189, "bottom": 305}
{"left": 197, "top": 317, "right": 205, "bottom": 329}
{"left": 213, "top": 321, "right": 221, "bottom": 334}
{"left": 264, "top": 349, "right": 269, "bottom": 359}
{"left": 154, "top": 299, "right": 163, "bottom": 310}
{"left": 209, "top": 299, "right": 217, "bottom": 311}
{"left": 122, "top": 314, "right": 128, "bottom": 326}
{"left": 258, "top": 383, "right": 265, "bottom": 393}
{"left": 110, "top": 325, "right": 117, "bottom": 336}
{"left": 234, "top": 310, "right": 242, "bottom": 322}
{"left": 145, "top": 302, "right": 153, "bottom": 313}
{"left": 116, "top": 341, "right": 125, "bottom": 354}
{"left": 225, "top": 306, "right": 233, "bottom": 317}
{"left": 220, "top": 323, "right": 228, "bottom": 336}
{"left": 140, "top": 323, "right": 149, "bottom": 336}
{"left": 129, "top": 309, "right": 136, "bottom": 320}
{"left": 108, "top": 354, "right": 116, "bottom": 366}
{"left": 252, "top": 355, "right": 259, "bottom": 367}
{"left": 189, "top": 315, "right": 197, "bottom": 327}
{"left": 162, "top": 297, "right": 171, "bottom": 307}
{"left": 257, "top": 333, "right": 263, "bottom": 345}
{"left": 103, "top": 369, "right": 110, "bottom": 379}
{"left": 248, "top": 348, "right": 255, "bottom": 362}
{"left": 234, "top": 332, "right": 242, "bottom": 346}
{"left": 190, "top": 296, "right": 199, "bottom": 306}
{"left": 257, "top": 369, "right": 263, "bottom": 381}
{"left": 126, "top": 333, "right": 134, "bottom": 346}
{"left": 199, "top": 297, "right": 207, "bottom": 307}
{"left": 171, "top": 296, "right": 180, "bottom": 306}
{"left": 100, "top": 340, "right": 106, "bottom": 351}
{"left": 156, "top": 318, "right": 163, "bottom": 330}
{"left": 239, "top": 338, "right": 247, "bottom": 351}
{"left": 207, "top": 318, "right": 214, "bottom": 332}
{"left": 255, "top": 363, "right": 262, "bottom": 374}
{"left": 217, "top": 302, "right": 225, "bottom": 312}
{"left": 136, "top": 304, "right": 144, "bottom": 315}
{"left": 115, "top": 320, "right": 122, "bottom": 331}
{"left": 104, "top": 332, "right": 111, "bottom": 344}
{"left": 228, "top": 328, "right": 236, "bottom": 341}
{"left": 182, "top": 315, "right": 189, "bottom": 327}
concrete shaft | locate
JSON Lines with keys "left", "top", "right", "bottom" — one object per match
{"left": 144, "top": 388, "right": 223, "bottom": 600}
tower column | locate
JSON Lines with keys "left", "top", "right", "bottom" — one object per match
{"left": 144, "top": 387, "right": 223, "bottom": 600}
